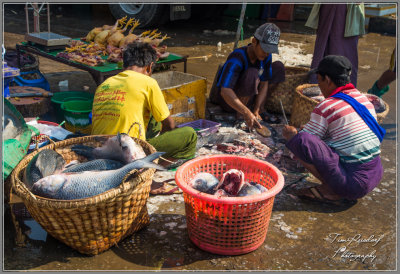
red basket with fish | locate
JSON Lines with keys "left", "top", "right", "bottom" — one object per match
{"left": 175, "top": 155, "right": 284, "bottom": 255}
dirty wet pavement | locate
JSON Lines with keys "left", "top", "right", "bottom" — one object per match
{"left": 2, "top": 4, "right": 397, "bottom": 271}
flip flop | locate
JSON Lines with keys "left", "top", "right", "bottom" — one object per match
{"left": 292, "top": 186, "right": 355, "bottom": 206}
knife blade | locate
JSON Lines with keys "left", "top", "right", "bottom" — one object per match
{"left": 279, "top": 99, "right": 289, "bottom": 125}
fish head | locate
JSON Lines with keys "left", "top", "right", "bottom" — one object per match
{"left": 190, "top": 172, "right": 219, "bottom": 194}
{"left": 119, "top": 133, "right": 146, "bottom": 163}
{"left": 31, "top": 174, "right": 67, "bottom": 198}
{"left": 237, "top": 182, "right": 262, "bottom": 197}
{"left": 216, "top": 169, "right": 245, "bottom": 196}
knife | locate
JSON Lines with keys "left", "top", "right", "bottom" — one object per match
{"left": 279, "top": 99, "right": 289, "bottom": 125}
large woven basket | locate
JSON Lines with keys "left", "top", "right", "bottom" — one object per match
{"left": 11, "top": 135, "right": 157, "bottom": 255}
{"left": 290, "top": 84, "right": 320, "bottom": 128}
{"left": 265, "top": 66, "right": 309, "bottom": 114}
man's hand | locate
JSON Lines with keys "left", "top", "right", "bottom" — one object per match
{"left": 244, "top": 110, "right": 262, "bottom": 130}
{"left": 282, "top": 125, "right": 298, "bottom": 141}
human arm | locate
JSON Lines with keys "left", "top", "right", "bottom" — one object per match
{"left": 220, "top": 87, "right": 261, "bottom": 130}
{"left": 160, "top": 115, "right": 175, "bottom": 133}
{"left": 253, "top": 80, "right": 269, "bottom": 119}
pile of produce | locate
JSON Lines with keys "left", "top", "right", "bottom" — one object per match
{"left": 57, "top": 17, "right": 170, "bottom": 66}
{"left": 189, "top": 169, "right": 268, "bottom": 197}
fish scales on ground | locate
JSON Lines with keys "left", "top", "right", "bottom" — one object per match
{"left": 24, "top": 149, "right": 66, "bottom": 189}
{"left": 31, "top": 152, "right": 166, "bottom": 200}
{"left": 71, "top": 132, "right": 146, "bottom": 164}
{"left": 189, "top": 172, "right": 219, "bottom": 194}
{"left": 62, "top": 159, "right": 124, "bottom": 173}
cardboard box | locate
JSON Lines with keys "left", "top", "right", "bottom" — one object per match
{"left": 152, "top": 71, "right": 207, "bottom": 125}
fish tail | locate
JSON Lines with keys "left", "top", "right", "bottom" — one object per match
{"left": 71, "top": 145, "right": 95, "bottom": 160}
{"left": 141, "top": 151, "right": 166, "bottom": 163}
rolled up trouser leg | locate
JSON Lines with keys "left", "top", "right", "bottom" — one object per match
{"left": 147, "top": 126, "right": 197, "bottom": 159}
{"left": 285, "top": 131, "right": 383, "bottom": 200}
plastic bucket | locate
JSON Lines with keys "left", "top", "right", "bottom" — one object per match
{"left": 175, "top": 155, "right": 284, "bottom": 255}
{"left": 61, "top": 100, "right": 93, "bottom": 128}
{"left": 51, "top": 91, "right": 94, "bottom": 123}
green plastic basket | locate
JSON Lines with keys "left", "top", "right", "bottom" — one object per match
{"left": 61, "top": 100, "right": 93, "bottom": 127}
{"left": 51, "top": 91, "right": 94, "bottom": 123}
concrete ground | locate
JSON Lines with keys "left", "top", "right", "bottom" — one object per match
{"left": 2, "top": 4, "right": 397, "bottom": 271}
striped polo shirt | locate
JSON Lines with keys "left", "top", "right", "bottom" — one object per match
{"left": 301, "top": 88, "right": 381, "bottom": 164}
{"left": 216, "top": 45, "right": 272, "bottom": 89}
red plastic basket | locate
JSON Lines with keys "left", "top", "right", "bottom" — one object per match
{"left": 175, "top": 155, "right": 284, "bottom": 255}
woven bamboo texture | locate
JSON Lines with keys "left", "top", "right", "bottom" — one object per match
{"left": 363, "top": 93, "right": 390, "bottom": 124}
{"left": 290, "top": 84, "right": 319, "bottom": 128}
{"left": 11, "top": 135, "right": 157, "bottom": 255}
{"left": 265, "top": 66, "right": 309, "bottom": 114}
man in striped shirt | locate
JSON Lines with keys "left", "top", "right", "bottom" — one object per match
{"left": 213, "top": 23, "right": 285, "bottom": 130}
{"left": 283, "top": 55, "right": 383, "bottom": 204}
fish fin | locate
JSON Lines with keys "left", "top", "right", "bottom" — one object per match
{"left": 63, "top": 160, "right": 80, "bottom": 169}
{"left": 71, "top": 145, "right": 96, "bottom": 160}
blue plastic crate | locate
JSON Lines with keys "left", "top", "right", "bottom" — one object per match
{"left": 13, "top": 69, "right": 50, "bottom": 91}
{"left": 177, "top": 119, "right": 221, "bottom": 136}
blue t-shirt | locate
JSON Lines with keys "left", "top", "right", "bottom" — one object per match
{"left": 216, "top": 45, "right": 272, "bottom": 89}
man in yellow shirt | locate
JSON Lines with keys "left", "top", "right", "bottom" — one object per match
{"left": 91, "top": 42, "right": 197, "bottom": 161}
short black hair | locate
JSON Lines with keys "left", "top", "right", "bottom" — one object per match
{"left": 318, "top": 71, "right": 350, "bottom": 87}
{"left": 123, "top": 42, "right": 157, "bottom": 69}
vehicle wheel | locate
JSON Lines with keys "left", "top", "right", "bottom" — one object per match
{"left": 108, "top": 4, "right": 168, "bottom": 28}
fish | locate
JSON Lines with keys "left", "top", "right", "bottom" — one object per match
{"left": 31, "top": 152, "right": 166, "bottom": 200}
{"left": 62, "top": 159, "right": 124, "bottom": 173}
{"left": 214, "top": 169, "right": 245, "bottom": 196}
{"left": 188, "top": 172, "right": 219, "bottom": 194}
{"left": 214, "top": 189, "right": 231, "bottom": 197}
{"left": 237, "top": 182, "right": 262, "bottom": 197}
{"left": 71, "top": 132, "right": 146, "bottom": 164}
{"left": 23, "top": 149, "right": 66, "bottom": 189}
{"left": 254, "top": 182, "right": 268, "bottom": 193}
{"left": 302, "top": 86, "right": 321, "bottom": 97}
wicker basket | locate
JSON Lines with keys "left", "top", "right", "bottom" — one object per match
{"left": 265, "top": 66, "right": 309, "bottom": 114}
{"left": 11, "top": 135, "right": 157, "bottom": 255}
{"left": 363, "top": 93, "right": 390, "bottom": 124}
{"left": 289, "top": 84, "right": 320, "bottom": 128}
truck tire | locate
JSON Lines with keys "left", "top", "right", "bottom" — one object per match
{"left": 108, "top": 4, "right": 168, "bottom": 28}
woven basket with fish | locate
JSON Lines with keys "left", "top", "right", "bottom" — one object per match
{"left": 11, "top": 135, "right": 157, "bottom": 255}
{"left": 265, "top": 66, "right": 309, "bottom": 115}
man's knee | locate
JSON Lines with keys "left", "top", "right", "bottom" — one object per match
{"left": 271, "top": 61, "right": 285, "bottom": 83}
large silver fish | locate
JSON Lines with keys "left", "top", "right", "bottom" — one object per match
{"left": 31, "top": 152, "right": 165, "bottom": 200}
{"left": 71, "top": 133, "right": 146, "bottom": 164}
{"left": 188, "top": 172, "right": 219, "bottom": 194}
{"left": 62, "top": 159, "right": 124, "bottom": 173}
{"left": 23, "top": 149, "right": 66, "bottom": 189}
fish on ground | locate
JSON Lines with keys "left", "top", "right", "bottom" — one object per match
{"left": 31, "top": 152, "right": 166, "bottom": 200}
{"left": 71, "top": 132, "right": 146, "bottom": 164}
{"left": 23, "top": 149, "right": 65, "bottom": 189}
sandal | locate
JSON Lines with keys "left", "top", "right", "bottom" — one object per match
{"left": 291, "top": 186, "right": 355, "bottom": 206}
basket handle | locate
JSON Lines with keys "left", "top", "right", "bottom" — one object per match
{"left": 127, "top": 122, "right": 142, "bottom": 139}
{"left": 31, "top": 134, "right": 57, "bottom": 152}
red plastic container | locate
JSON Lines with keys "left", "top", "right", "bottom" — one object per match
{"left": 175, "top": 155, "right": 284, "bottom": 255}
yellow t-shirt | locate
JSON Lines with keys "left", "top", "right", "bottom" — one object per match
{"left": 91, "top": 70, "right": 170, "bottom": 140}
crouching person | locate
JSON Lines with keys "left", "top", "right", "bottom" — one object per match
{"left": 283, "top": 55, "right": 384, "bottom": 204}
{"left": 91, "top": 42, "right": 197, "bottom": 164}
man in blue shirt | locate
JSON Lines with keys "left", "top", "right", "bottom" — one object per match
{"left": 213, "top": 23, "right": 285, "bottom": 130}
